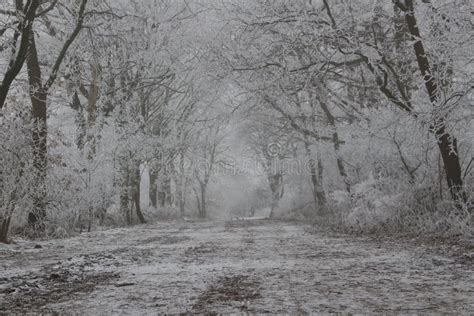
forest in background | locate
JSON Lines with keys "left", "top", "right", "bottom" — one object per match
{"left": 0, "top": 0, "right": 473, "bottom": 243}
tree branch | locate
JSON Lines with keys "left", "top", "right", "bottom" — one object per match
{"left": 0, "top": 0, "right": 39, "bottom": 109}
{"left": 44, "top": 0, "right": 88, "bottom": 91}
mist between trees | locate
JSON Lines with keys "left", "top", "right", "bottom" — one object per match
{"left": 178, "top": 144, "right": 320, "bottom": 177}
{"left": 0, "top": 0, "right": 473, "bottom": 244}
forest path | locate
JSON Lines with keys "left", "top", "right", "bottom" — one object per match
{"left": 1, "top": 219, "right": 473, "bottom": 313}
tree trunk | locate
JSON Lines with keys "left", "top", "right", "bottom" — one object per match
{"left": 319, "top": 98, "right": 350, "bottom": 193}
{"left": 268, "top": 173, "right": 283, "bottom": 218}
{"left": 436, "top": 129, "right": 465, "bottom": 202}
{"left": 304, "top": 141, "right": 327, "bottom": 209}
{"left": 317, "top": 155, "right": 325, "bottom": 202}
{"left": 175, "top": 179, "right": 186, "bottom": 217}
{"left": 71, "top": 91, "right": 86, "bottom": 149}
{"left": 26, "top": 31, "right": 48, "bottom": 230}
{"left": 158, "top": 175, "right": 172, "bottom": 207}
{"left": 199, "top": 182, "right": 207, "bottom": 218}
{"left": 0, "top": 216, "right": 12, "bottom": 244}
{"left": 132, "top": 165, "right": 146, "bottom": 224}
{"left": 149, "top": 169, "right": 158, "bottom": 208}
{"left": 438, "top": 152, "right": 444, "bottom": 200}
{"left": 194, "top": 187, "right": 201, "bottom": 217}
{"left": 164, "top": 177, "right": 172, "bottom": 206}
{"left": 86, "top": 63, "right": 98, "bottom": 159}
{"left": 400, "top": 0, "right": 466, "bottom": 205}
{"left": 174, "top": 151, "right": 187, "bottom": 217}
{"left": 119, "top": 159, "right": 131, "bottom": 224}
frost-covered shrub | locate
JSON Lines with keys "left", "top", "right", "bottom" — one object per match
{"left": 0, "top": 112, "right": 38, "bottom": 241}
{"left": 328, "top": 173, "right": 473, "bottom": 236}
{"left": 45, "top": 148, "right": 116, "bottom": 236}
{"left": 340, "top": 174, "right": 405, "bottom": 229}
{"left": 42, "top": 119, "right": 117, "bottom": 237}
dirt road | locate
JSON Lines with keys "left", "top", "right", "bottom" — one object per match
{"left": 1, "top": 220, "right": 473, "bottom": 313}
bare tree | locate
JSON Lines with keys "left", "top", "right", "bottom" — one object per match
{"left": 392, "top": 0, "right": 467, "bottom": 205}
{"left": 25, "top": 0, "right": 88, "bottom": 229}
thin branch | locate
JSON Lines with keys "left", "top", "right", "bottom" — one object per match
{"left": 36, "top": 0, "right": 59, "bottom": 17}
{"left": 322, "top": 0, "right": 337, "bottom": 28}
{"left": 44, "top": 0, "right": 88, "bottom": 91}
{"left": 0, "top": 9, "right": 16, "bottom": 16}
{"left": 260, "top": 93, "right": 336, "bottom": 144}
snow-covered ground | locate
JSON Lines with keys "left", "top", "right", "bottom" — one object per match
{"left": 1, "top": 219, "right": 473, "bottom": 313}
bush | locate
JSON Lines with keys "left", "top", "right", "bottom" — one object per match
{"left": 327, "top": 174, "right": 473, "bottom": 236}
{"left": 0, "top": 112, "right": 35, "bottom": 242}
